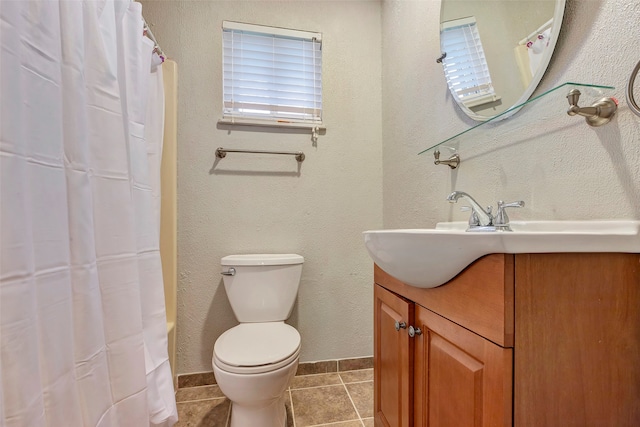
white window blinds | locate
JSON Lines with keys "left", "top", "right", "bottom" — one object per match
{"left": 222, "top": 21, "right": 323, "bottom": 124}
{"left": 440, "top": 17, "right": 499, "bottom": 108}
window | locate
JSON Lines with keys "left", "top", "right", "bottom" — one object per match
{"left": 440, "top": 17, "right": 499, "bottom": 108}
{"left": 222, "top": 21, "right": 323, "bottom": 126}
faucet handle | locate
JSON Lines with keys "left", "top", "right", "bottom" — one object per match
{"left": 461, "top": 206, "right": 480, "bottom": 226}
{"left": 495, "top": 200, "right": 525, "bottom": 228}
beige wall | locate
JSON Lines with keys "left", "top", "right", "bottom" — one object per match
{"left": 145, "top": 0, "right": 640, "bottom": 376}
{"left": 382, "top": 0, "right": 640, "bottom": 229}
{"left": 141, "top": 0, "right": 383, "bottom": 374}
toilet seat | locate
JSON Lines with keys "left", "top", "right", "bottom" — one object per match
{"left": 213, "top": 347, "right": 300, "bottom": 375}
{"left": 214, "top": 323, "right": 301, "bottom": 375}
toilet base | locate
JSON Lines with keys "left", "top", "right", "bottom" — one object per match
{"left": 229, "top": 395, "right": 287, "bottom": 427}
{"left": 213, "top": 353, "right": 298, "bottom": 427}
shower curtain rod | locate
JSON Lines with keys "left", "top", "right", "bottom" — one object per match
{"left": 143, "top": 19, "right": 165, "bottom": 60}
{"left": 518, "top": 18, "right": 553, "bottom": 45}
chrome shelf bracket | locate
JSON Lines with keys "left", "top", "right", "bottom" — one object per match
{"left": 434, "top": 149, "right": 460, "bottom": 169}
{"left": 566, "top": 89, "right": 618, "bottom": 127}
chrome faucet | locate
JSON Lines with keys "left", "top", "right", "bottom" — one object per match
{"left": 447, "top": 191, "right": 525, "bottom": 231}
{"left": 447, "top": 191, "right": 493, "bottom": 227}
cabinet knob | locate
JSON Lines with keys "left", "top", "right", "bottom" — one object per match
{"left": 408, "top": 326, "right": 422, "bottom": 337}
{"left": 394, "top": 321, "right": 407, "bottom": 331}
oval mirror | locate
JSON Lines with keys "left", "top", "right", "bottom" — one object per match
{"left": 440, "top": 0, "right": 566, "bottom": 121}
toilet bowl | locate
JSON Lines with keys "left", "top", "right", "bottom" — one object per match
{"left": 213, "top": 323, "right": 300, "bottom": 427}
{"left": 213, "top": 254, "right": 303, "bottom": 427}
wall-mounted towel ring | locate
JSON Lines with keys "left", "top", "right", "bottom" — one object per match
{"left": 627, "top": 59, "right": 640, "bottom": 117}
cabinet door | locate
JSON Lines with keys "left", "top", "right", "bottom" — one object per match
{"left": 374, "top": 285, "right": 414, "bottom": 427}
{"left": 414, "top": 305, "right": 512, "bottom": 427}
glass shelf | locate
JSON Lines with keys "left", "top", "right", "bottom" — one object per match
{"left": 418, "top": 82, "right": 616, "bottom": 155}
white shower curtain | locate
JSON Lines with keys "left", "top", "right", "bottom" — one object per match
{"left": 0, "top": 0, "right": 178, "bottom": 426}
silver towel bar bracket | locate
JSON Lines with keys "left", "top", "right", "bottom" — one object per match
{"left": 215, "top": 147, "right": 305, "bottom": 162}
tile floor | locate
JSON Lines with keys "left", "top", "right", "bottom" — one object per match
{"left": 174, "top": 368, "right": 374, "bottom": 427}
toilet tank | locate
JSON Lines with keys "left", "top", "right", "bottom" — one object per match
{"left": 221, "top": 254, "right": 304, "bottom": 323}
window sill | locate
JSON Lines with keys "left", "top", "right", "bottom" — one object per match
{"left": 217, "top": 117, "right": 325, "bottom": 132}
{"left": 462, "top": 94, "right": 502, "bottom": 108}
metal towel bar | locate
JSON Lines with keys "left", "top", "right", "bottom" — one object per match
{"left": 216, "top": 147, "right": 305, "bottom": 162}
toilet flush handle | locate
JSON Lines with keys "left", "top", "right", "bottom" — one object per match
{"left": 221, "top": 268, "right": 236, "bottom": 276}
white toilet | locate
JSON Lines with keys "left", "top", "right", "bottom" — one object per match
{"left": 213, "top": 254, "right": 303, "bottom": 427}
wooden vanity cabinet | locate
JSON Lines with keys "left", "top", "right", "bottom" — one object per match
{"left": 374, "top": 254, "right": 514, "bottom": 427}
{"left": 514, "top": 253, "right": 640, "bottom": 425}
{"left": 374, "top": 253, "right": 640, "bottom": 427}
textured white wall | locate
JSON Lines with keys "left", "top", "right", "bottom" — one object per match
{"left": 141, "top": 0, "right": 383, "bottom": 374}
{"left": 144, "top": 0, "right": 640, "bottom": 375}
{"left": 382, "top": 0, "right": 640, "bottom": 229}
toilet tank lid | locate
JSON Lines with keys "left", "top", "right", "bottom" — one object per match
{"left": 221, "top": 254, "right": 304, "bottom": 266}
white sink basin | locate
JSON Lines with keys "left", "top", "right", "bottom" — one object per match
{"left": 363, "top": 221, "right": 640, "bottom": 289}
